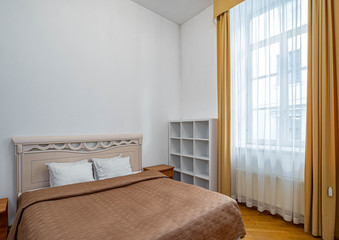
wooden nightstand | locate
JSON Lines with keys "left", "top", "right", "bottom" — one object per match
{"left": 144, "top": 164, "right": 174, "bottom": 179}
{"left": 0, "top": 198, "right": 8, "bottom": 240}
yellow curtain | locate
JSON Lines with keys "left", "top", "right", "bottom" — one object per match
{"left": 334, "top": 1, "right": 339, "bottom": 239}
{"left": 335, "top": 1, "right": 339, "bottom": 237}
{"left": 217, "top": 12, "right": 231, "bottom": 196}
{"left": 213, "top": 0, "right": 244, "bottom": 20}
{"left": 304, "top": 0, "right": 338, "bottom": 239}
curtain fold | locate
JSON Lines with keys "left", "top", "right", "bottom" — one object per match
{"left": 217, "top": 11, "right": 231, "bottom": 196}
{"left": 335, "top": 1, "right": 339, "bottom": 237}
{"left": 304, "top": 0, "right": 338, "bottom": 239}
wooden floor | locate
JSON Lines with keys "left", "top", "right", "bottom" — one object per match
{"left": 239, "top": 204, "right": 319, "bottom": 240}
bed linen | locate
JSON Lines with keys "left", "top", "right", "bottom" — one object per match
{"left": 8, "top": 171, "right": 246, "bottom": 240}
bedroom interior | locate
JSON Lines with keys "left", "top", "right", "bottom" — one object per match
{"left": 0, "top": 0, "right": 338, "bottom": 240}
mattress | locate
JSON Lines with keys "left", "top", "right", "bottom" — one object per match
{"left": 8, "top": 171, "right": 246, "bottom": 240}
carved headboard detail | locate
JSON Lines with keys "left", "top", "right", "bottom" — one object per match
{"left": 13, "top": 134, "right": 143, "bottom": 196}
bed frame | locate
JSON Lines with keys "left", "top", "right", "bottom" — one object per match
{"left": 12, "top": 134, "right": 143, "bottom": 196}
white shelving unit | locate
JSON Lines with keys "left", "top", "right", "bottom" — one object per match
{"left": 168, "top": 119, "right": 218, "bottom": 191}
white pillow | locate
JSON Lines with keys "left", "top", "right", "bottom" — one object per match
{"left": 46, "top": 161, "right": 94, "bottom": 187}
{"left": 93, "top": 154, "right": 122, "bottom": 180}
{"left": 46, "top": 159, "right": 89, "bottom": 187}
{"left": 92, "top": 156, "right": 132, "bottom": 180}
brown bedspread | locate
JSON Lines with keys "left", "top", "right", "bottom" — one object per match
{"left": 8, "top": 171, "right": 246, "bottom": 240}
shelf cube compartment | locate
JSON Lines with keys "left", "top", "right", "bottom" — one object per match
{"left": 195, "top": 159, "right": 209, "bottom": 179}
{"left": 169, "top": 122, "right": 180, "bottom": 138}
{"left": 174, "top": 171, "right": 181, "bottom": 181}
{"left": 169, "top": 139, "right": 180, "bottom": 154}
{"left": 181, "top": 173, "right": 194, "bottom": 184}
{"left": 181, "top": 122, "right": 193, "bottom": 138}
{"left": 194, "top": 140, "right": 209, "bottom": 158}
{"left": 195, "top": 121, "right": 209, "bottom": 139}
{"left": 195, "top": 177, "right": 209, "bottom": 190}
{"left": 182, "top": 139, "right": 193, "bottom": 156}
{"left": 169, "top": 154, "right": 180, "bottom": 170}
{"left": 181, "top": 156, "right": 193, "bottom": 174}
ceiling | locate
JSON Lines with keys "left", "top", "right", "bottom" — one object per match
{"left": 130, "top": 0, "right": 213, "bottom": 25}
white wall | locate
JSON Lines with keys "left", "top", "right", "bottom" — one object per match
{"left": 0, "top": 0, "right": 181, "bottom": 222}
{"left": 180, "top": 5, "right": 217, "bottom": 119}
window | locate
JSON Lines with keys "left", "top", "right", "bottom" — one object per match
{"left": 246, "top": 0, "right": 308, "bottom": 147}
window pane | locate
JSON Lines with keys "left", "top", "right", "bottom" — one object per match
{"left": 286, "top": 0, "right": 300, "bottom": 31}
{"left": 252, "top": 109, "right": 279, "bottom": 142}
{"left": 270, "top": 109, "right": 280, "bottom": 141}
{"left": 289, "top": 82, "right": 302, "bottom": 105}
{"left": 252, "top": 43, "right": 280, "bottom": 78}
{"left": 271, "top": 76, "right": 280, "bottom": 107}
{"left": 288, "top": 50, "right": 301, "bottom": 84}
{"left": 301, "top": 0, "right": 308, "bottom": 26}
{"left": 288, "top": 108, "right": 306, "bottom": 142}
{"left": 251, "top": 7, "right": 281, "bottom": 44}
{"left": 253, "top": 77, "right": 281, "bottom": 108}
{"left": 269, "top": 7, "right": 281, "bottom": 38}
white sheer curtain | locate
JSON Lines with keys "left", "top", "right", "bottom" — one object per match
{"left": 230, "top": 0, "right": 307, "bottom": 224}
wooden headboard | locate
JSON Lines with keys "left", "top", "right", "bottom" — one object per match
{"left": 12, "top": 134, "right": 143, "bottom": 196}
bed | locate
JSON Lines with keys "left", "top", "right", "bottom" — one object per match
{"left": 8, "top": 134, "right": 246, "bottom": 240}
